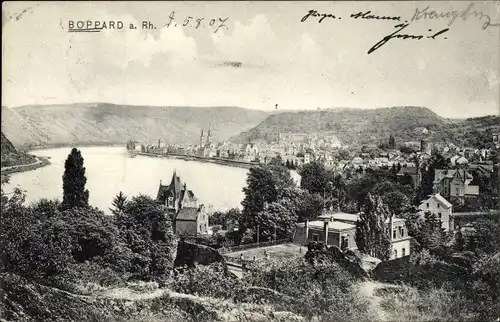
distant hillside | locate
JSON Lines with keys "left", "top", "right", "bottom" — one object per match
{"left": 231, "top": 107, "right": 500, "bottom": 148}
{"left": 1, "top": 104, "right": 270, "bottom": 148}
{"left": 231, "top": 107, "right": 448, "bottom": 145}
{"left": 436, "top": 115, "right": 500, "bottom": 149}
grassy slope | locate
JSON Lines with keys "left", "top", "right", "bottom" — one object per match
{"left": 1, "top": 104, "right": 270, "bottom": 148}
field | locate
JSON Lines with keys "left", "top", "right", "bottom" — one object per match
{"left": 224, "top": 243, "right": 305, "bottom": 262}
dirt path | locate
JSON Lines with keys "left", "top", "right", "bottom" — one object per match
{"left": 97, "top": 287, "right": 167, "bottom": 300}
{"left": 356, "top": 280, "right": 400, "bottom": 321}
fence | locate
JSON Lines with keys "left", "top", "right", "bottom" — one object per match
{"left": 219, "top": 238, "right": 292, "bottom": 254}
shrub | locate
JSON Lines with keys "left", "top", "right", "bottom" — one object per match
{"left": 379, "top": 285, "right": 477, "bottom": 321}
{"left": 166, "top": 263, "right": 245, "bottom": 299}
{"left": 244, "top": 258, "right": 371, "bottom": 320}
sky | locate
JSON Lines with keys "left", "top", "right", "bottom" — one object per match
{"left": 2, "top": 1, "right": 500, "bottom": 118}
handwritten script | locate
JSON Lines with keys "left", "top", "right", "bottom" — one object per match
{"left": 411, "top": 3, "right": 500, "bottom": 30}
{"left": 301, "top": 9, "right": 449, "bottom": 54}
{"left": 367, "top": 23, "right": 449, "bottom": 54}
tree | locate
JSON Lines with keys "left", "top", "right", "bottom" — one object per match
{"left": 240, "top": 165, "right": 295, "bottom": 235}
{"left": 110, "top": 191, "right": 128, "bottom": 215}
{"left": 254, "top": 197, "right": 299, "bottom": 241}
{"left": 116, "top": 195, "right": 176, "bottom": 280}
{"left": 470, "top": 219, "right": 500, "bottom": 254}
{"left": 355, "top": 194, "right": 392, "bottom": 260}
{"left": 389, "top": 134, "right": 396, "bottom": 149}
{"left": 418, "top": 154, "right": 448, "bottom": 202}
{"left": 62, "top": 148, "right": 89, "bottom": 210}
{"left": 300, "top": 162, "right": 329, "bottom": 195}
{"left": 413, "top": 212, "right": 445, "bottom": 251}
{"left": 209, "top": 208, "right": 240, "bottom": 229}
{"left": 383, "top": 191, "right": 411, "bottom": 215}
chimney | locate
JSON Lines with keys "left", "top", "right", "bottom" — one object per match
{"left": 304, "top": 220, "right": 309, "bottom": 244}
{"left": 323, "top": 221, "right": 328, "bottom": 246}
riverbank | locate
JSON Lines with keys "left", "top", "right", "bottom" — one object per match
{"left": 136, "top": 151, "right": 259, "bottom": 170}
{"left": 1, "top": 157, "right": 51, "bottom": 175}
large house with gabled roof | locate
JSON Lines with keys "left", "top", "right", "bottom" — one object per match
{"left": 418, "top": 193, "right": 454, "bottom": 231}
{"left": 156, "top": 171, "right": 208, "bottom": 236}
{"left": 433, "top": 169, "right": 479, "bottom": 198}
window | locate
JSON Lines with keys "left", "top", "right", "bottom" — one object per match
{"left": 393, "top": 230, "right": 397, "bottom": 239}
{"left": 401, "top": 228, "right": 405, "bottom": 237}
{"left": 312, "top": 234, "right": 319, "bottom": 242}
{"left": 402, "top": 248, "right": 406, "bottom": 256}
{"left": 437, "top": 203, "right": 440, "bottom": 208}
{"left": 438, "top": 213, "right": 442, "bottom": 220}
{"left": 394, "top": 249, "right": 398, "bottom": 258}
{"left": 426, "top": 203, "right": 429, "bottom": 208}
{"left": 167, "top": 197, "right": 174, "bottom": 207}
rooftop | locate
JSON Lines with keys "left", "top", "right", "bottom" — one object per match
{"left": 318, "top": 212, "right": 360, "bottom": 223}
{"left": 384, "top": 217, "right": 406, "bottom": 224}
{"left": 308, "top": 220, "right": 356, "bottom": 231}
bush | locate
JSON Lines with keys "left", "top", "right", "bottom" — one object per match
{"left": 379, "top": 285, "right": 477, "bottom": 321}
{"left": 244, "top": 258, "right": 371, "bottom": 321}
{"left": 52, "top": 261, "right": 126, "bottom": 294}
{"left": 166, "top": 263, "right": 244, "bottom": 299}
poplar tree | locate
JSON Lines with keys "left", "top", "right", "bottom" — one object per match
{"left": 62, "top": 148, "right": 89, "bottom": 209}
{"left": 355, "top": 193, "right": 392, "bottom": 260}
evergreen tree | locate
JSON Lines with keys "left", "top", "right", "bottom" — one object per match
{"left": 61, "top": 148, "right": 89, "bottom": 210}
{"left": 355, "top": 193, "right": 392, "bottom": 260}
{"left": 110, "top": 191, "right": 128, "bottom": 215}
{"left": 389, "top": 134, "right": 396, "bottom": 149}
{"left": 413, "top": 212, "right": 445, "bottom": 250}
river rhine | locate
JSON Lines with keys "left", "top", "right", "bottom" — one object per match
{"left": 5, "top": 146, "right": 300, "bottom": 214}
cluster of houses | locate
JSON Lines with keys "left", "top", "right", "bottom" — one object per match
{"left": 145, "top": 130, "right": 498, "bottom": 262}
{"left": 134, "top": 130, "right": 496, "bottom": 179}
{"left": 156, "top": 158, "right": 494, "bottom": 262}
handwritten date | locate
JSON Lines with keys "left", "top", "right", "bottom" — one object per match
{"left": 165, "top": 11, "right": 228, "bottom": 33}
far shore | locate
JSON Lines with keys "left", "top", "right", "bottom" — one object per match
{"left": 1, "top": 157, "right": 52, "bottom": 175}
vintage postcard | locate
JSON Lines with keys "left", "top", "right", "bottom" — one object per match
{"left": 1, "top": 1, "right": 499, "bottom": 321}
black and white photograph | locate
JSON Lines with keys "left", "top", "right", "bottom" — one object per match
{"left": 1, "top": 1, "right": 499, "bottom": 321}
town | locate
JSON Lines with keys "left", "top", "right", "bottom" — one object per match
{"left": 125, "top": 129, "right": 500, "bottom": 277}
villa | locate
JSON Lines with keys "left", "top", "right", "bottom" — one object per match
{"left": 294, "top": 211, "right": 411, "bottom": 260}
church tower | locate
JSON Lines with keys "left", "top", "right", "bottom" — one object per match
{"left": 200, "top": 129, "right": 206, "bottom": 147}
{"left": 207, "top": 129, "right": 212, "bottom": 145}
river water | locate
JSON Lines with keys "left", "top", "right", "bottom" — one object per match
{"left": 4, "top": 146, "right": 299, "bottom": 214}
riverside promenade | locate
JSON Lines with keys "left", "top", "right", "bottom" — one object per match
{"left": 136, "top": 151, "right": 260, "bottom": 170}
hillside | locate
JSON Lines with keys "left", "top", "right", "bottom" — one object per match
{"left": 231, "top": 107, "right": 499, "bottom": 147}
{"left": 2, "top": 273, "right": 304, "bottom": 322}
{"left": 1, "top": 104, "right": 269, "bottom": 148}
{"left": 1, "top": 131, "right": 16, "bottom": 154}
{"left": 1, "top": 131, "right": 36, "bottom": 167}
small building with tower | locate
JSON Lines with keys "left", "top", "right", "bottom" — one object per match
{"left": 156, "top": 171, "right": 208, "bottom": 236}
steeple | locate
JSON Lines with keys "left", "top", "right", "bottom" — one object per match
{"left": 207, "top": 129, "right": 212, "bottom": 144}
{"left": 200, "top": 129, "right": 206, "bottom": 147}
